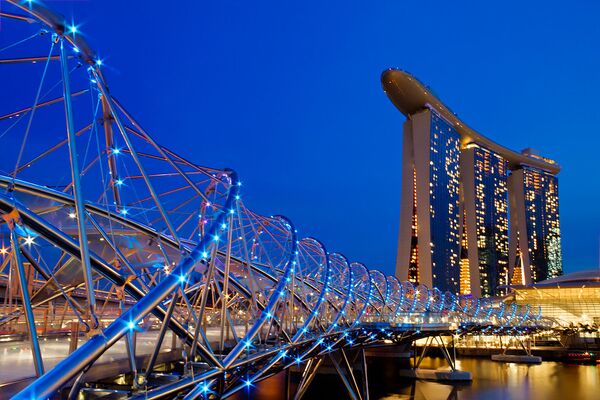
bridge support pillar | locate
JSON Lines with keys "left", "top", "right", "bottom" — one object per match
{"left": 400, "top": 334, "right": 472, "bottom": 382}
{"left": 491, "top": 335, "right": 542, "bottom": 363}
{"left": 292, "top": 348, "right": 370, "bottom": 400}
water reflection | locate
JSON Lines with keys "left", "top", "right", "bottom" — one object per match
{"left": 378, "top": 381, "right": 459, "bottom": 400}
{"left": 373, "top": 358, "right": 600, "bottom": 400}
{"left": 239, "top": 357, "right": 600, "bottom": 400}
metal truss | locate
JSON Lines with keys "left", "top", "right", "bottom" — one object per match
{"left": 0, "top": 1, "right": 552, "bottom": 399}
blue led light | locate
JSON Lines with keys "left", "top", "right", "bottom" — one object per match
{"left": 127, "top": 321, "right": 135, "bottom": 330}
{"left": 201, "top": 251, "right": 209, "bottom": 259}
{"left": 68, "top": 25, "right": 77, "bottom": 34}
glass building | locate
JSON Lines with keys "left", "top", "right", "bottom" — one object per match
{"left": 428, "top": 111, "right": 461, "bottom": 293}
{"left": 398, "top": 109, "right": 461, "bottom": 294}
{"left": 522, "top": 166, "right": 563, "bottom": 281}
{"left": 511, "top": 270, "right": 600, "bottom": 325}
{"left": 472, "top": 146, "right": 509, "bottom": 296}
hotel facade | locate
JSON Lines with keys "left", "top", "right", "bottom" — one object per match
{"left": 383, "top": 69, "right": 563, "bottom": 297}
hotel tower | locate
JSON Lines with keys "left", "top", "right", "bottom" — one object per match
{"left": 382, "top": 69, "right": 563, "bottom": 296}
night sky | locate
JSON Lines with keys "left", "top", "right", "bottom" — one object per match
{"left": 8, "top": 0, "right": 600, "bottom": 275}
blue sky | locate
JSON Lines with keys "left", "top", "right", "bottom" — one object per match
{"left": 19, "top": 0, "right": 600, "bottom": 275}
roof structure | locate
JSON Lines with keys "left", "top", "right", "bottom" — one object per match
{"left": 381, "top": 69, "right": 560, "bottom": 174}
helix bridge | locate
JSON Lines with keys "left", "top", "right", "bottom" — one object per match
{"left": 0, "top": 1, "right": 554, "bottom": 399}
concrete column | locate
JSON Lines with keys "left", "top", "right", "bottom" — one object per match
{"left": 396, "top": 119, "right": 415, "bottom": 281}
{"left": 411, "top": 110, "right": 433, "bottom": 288}
{"left": 507, "top": 170, "right": 532, "bottom": 285}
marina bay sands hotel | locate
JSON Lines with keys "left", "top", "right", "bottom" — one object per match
{"left": 382, "top": 69, "right": 562, "bottom": 297}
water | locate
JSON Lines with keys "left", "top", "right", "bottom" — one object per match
{"left": 238, "top": 357, "right": 600, "bottom": 400}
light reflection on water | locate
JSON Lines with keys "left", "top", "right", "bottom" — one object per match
{"left": 238, "top": 357, "right": 600, "bottom": 400}
{"left": 399, "top": 357, "right": 600, "bottom": 400}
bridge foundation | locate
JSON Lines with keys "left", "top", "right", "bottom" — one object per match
{"left": 491, "top": 335, "right": 542, "bottom": 363}
{"left": 288, "top": 347, "right": 370, "bottom": 400}
{"left": 402, "top": 334, "right": 473, "bottom": 382}
{"left": 398, "top": 368, "right": 472, "bottom": 381}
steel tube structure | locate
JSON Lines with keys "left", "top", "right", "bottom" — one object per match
{"left": 10, "top": 229, "right": 45, "bottom": 377}
{"left": 59, "top": 38, "right": 98, "bottom": 328}
{"left": 0, "top": 2, "right": 553, "bottom": 399}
